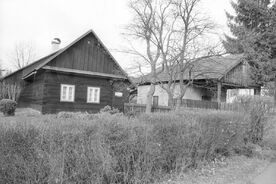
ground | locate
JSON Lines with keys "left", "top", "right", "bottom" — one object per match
{"left": 250, "top": 114, "right": 276, "bottom": 184}
{"left": 251, "top": 162, "right": 276, "bottom": 184}
{"left": 159, "top": 156, "right": 270, "bottom": 184}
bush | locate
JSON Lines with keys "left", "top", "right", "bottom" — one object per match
{"left": 0, "top": 82, "right": 22, "bottom": 101}
{"left": 100, "top": 105, "right": 120, "bottom": 114}
{"left": 235, "top": 95, "right": 273, "bottom": 144}
{"left": 0, "top": 110, "right": 253, "bottom": 183}
{"left": 57, "top": 111, "right": 90, "bottom": 119}
{"left": 0, "top": 99, "right": 17, "bottom": 116}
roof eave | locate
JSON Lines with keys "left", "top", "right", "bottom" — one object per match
{"left": 42, "top": 66, "right": 128, "bottom": 80}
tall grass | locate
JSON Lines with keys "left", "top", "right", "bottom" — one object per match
{"left": 0, "top": 110, "right": 254, "bottom": 183}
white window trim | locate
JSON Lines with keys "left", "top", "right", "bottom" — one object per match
{"left": 87, "top": 87, "right": 101, "bottom": 104}
{"left": 60, "top": 84, "right": 75, "bottom": 102}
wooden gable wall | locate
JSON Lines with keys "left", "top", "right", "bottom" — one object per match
{"left": 222, "top": 62, "right": 255, "bottom": 87}
{"left": 47, "top": 33, "right": 124, "bottom": 76}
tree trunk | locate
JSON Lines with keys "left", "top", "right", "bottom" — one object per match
{"left": 217, "top": 81, "right": 222, "bottom": 103}
{"left": 274, "top": 79, "right": 276, "bottom": 106}
{"left": 175, "top": 97, "right": 182, "bottom": 111}
{"left": 146, "top": 84, "right": 155, "bottom": 113}
{"left": 167, "top": 92, "right": 174, "bottom": 107}
{"left": 254, "top": 87, "right": 261, "bottom": 96}
{"left": 175, "top": 84, "right": 189, "bottom": 111}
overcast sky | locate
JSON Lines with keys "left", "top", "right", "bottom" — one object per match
{"left": 0, "top": 0, "right": 233, "bottom": 71}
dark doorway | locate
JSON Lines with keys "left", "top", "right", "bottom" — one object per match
{"left": 202, "top": 95, "right": 211, "bottom": 101}
{"left": 153, "top": 96, "right": 159, "bottom": 107}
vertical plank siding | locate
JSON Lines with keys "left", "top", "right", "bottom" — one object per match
{"left": 222, "top": 62, "right": 255, "bottom": 87}
{"left": 48, "top": 34, "right": 122, "bottom": 76}
{"left": 18, "top": 73, "right": 45, "bottom": 111}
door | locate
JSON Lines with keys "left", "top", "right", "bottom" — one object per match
{"left": 153, "top": 96, "right": 159, "bottom": 107}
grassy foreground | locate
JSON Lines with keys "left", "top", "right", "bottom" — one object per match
{"left": 0, "top": 108, "right": 274, "bottom": 184}
{"left": 158, "top": 156, "right": 269, "bottom": 184}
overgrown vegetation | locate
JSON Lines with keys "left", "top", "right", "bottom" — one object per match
{"left": 0, "top": 107, "right": 270, "bottom": 184}
{"left": 234, "top": 95, "right": 274, "bottom": 144}
{"left": 0, "top": 82, "right": 22, "bottom": 101}
{"left": 0, "top": 99, "right": 17, "bottom": 116}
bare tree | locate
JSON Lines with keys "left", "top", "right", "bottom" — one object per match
{"left": 9, "top": 41, "right": 36, "bottom": 70}
{"left": 0, "top": 82, "right": 22, "bottom": 101}
{"left": 126, "top": 0, "right": 221, "bottom": 111}
{"left": 0, "top": 61, "right": 3, "bottom": 78}
{"left": 155, "top": 0, "right": 222, "bottom": 107}
{"left": 126, "top": 0, "right": 165, "bottom": 113}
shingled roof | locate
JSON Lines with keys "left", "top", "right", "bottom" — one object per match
{"left": 136, "top": 54, "right": 243, "bottom": 84}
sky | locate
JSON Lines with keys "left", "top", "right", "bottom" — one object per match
{"left": 0, "top": 0, "right": 233, "bottom": 72}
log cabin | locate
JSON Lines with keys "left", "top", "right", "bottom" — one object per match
{"left": 135, "top": 55, "right": 261, "bottom": 106}
{"left": 0, "top": 30, "right": 132, "bottom": 114}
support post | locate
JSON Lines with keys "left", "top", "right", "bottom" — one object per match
{"left": 217, "top": 81, "right": 222, "bottom": 103}
{"left": 274, "top": 79, "right": 276, "bottom": 106}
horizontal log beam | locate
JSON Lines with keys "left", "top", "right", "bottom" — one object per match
{"left": 41, "top": 66, "right": 127, "bottom": 80}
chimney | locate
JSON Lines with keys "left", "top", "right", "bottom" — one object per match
{"left": 51, "top": 38, "right": 61, "bottom": 52}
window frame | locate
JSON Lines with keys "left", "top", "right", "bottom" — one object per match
{"left": 60, "top": 84, "right": 75, "bottom": 102}
{"left": 87, "top": 86, "right": 101, "bottom": 104}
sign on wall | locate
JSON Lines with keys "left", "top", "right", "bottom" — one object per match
{"left": 115, "top": 92, "right": 123, "bottom": 97}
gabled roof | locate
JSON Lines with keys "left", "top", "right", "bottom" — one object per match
{"left": 136, "top": 54, "right": 243, "bottom": 84}
{"left": 1, "top": 51, "right": 60, "bottom": 80}
{"left": 1, "top": 30, "right": 131, "bottom": 83}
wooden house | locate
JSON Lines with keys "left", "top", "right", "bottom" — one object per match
{"left": 135, "top": 55, "right": 261, "bottom": 106}
{"left": 1, "top": 30, "right": 132, "bottom": 114}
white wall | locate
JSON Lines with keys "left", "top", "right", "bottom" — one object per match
{"left": 137, "top": 84, "right": 209, "bottom": 106}
{"left": 226, "top": 89, "right": 255, "bottom": 103}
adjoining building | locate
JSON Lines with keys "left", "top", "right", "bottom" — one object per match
{"left": 135, "top": 55, "right": 261, "bottom": 106}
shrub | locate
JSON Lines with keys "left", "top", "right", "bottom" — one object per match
{"left": 140, "top": 110, "right": 249, "bottom": 170}
{"left": 235, "top": 95, "right": 273, "bottom": 144}
{"left": 0, "top": 82, "right": 22, "bottom": 101}
{"left": 0, "top": 109, "right": 254, "bottom": 183}
{"left": 100, "top": 105, "right": 120, "bottom": 114}
{"left": 57, "top": 111, "right": 89, "bottom": 119}
{"left": 0, "top": 99, "right": 17, "bottom": 116}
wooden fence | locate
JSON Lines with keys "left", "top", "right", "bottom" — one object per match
{"left": 124, "top": 99, "right": 276, "bottom": 114}
{"left": 173, "top": 99, "right": 245, "bottom": 112}
{"left": 178, "top": 99, "right": 219, "bottom": 110}
{"left": 124, "top": 103, "right": 171, "bottom": 114}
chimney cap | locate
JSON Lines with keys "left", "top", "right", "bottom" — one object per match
{"left": 51, "top": 38, "right": 61, "bottom": 44}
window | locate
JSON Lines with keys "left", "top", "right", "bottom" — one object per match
{"left": 87, "top": 87, "right": 100, "bottom": 103}
{"left": 60, "top": 84, "right": 75, "bottom": 102}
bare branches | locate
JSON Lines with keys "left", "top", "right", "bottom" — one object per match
{"left": 9, "top": 41, "right": 36, "bottom": 70}
{"left": 126, "top": 0, "right": 221, "bottom": 109}
{"left": 0, "top": 82, "right": 22, "bottom": 101}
